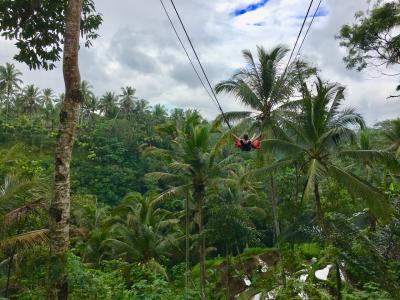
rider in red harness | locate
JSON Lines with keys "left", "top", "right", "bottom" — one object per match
{"left": 233, "top": 133, "right": 261, "bottom": 151}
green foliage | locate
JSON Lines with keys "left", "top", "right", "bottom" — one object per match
{"left": 337, "top": 1, "right": 400, "bottom": 71}
{"left": 0, "top": 35, "right": 399, "bottom": 298}
{"left": 342, "top": 283, "right": 392, "bottom": 300}
{"left": 67, "top": 254, "right": 131, "bottom": 299}
{"left": 0, "top": 0, "right": 103, "bottom": 70}
{"left": 297, "top": 243, "right": 321, "bottom": 259}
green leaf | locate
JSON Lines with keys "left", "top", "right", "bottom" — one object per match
{"left": 328, "top": 165, "right": 392, "bottom": 223}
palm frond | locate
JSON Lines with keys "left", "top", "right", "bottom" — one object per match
{"left": 210, "top": 128, "right": 236, "bottom": 163}
{"left": 302, "top": 159, "right": 325, "bottom": 201}
{"left": 169, "top": 162, "right": 193, "bottom": 173}
{"left": 328, "top": 165, "right": 391, "bottom": 222}
{"left": 340, "top": 150, "right": 400, "bottom": 172}
{"left": 327, "top": 85, "right": 345, "bottom": 120}
{"left": 153, "top": 184, "right": 192, "bottom": 204}
{"left": 246, "top": 159, "right": 294, "bottom": 178}
{"left": 276, "top": 99, "right": 304, "bottom": 111}
{"left": 142, "top": 147, "right": 174, "bottom": 159}
{"left": 212, "top": 111, "right": 253, "bottom": 128}
{"left": 332, "top": 108, "right": 365, "bottom": 129}
{"left": 0, "top": 144, "right": 24, "bottom": 164}
{"left": 242, "top": 49, "right": 261, "bottom": 85}
{"left": 0, "top": 176, "right": 48, "bottom": 211}
{"left": 2, "top": 198, "right": 46, "bottom": 228}
{"left": 317, "top": 127, "right": 355, "bottom": 148}
{"left": 263, "top": 139, "right": 308, "bottom": 154}
{"left": 216, "top": 79, "right": 263, "bottom": 110}
{"left": 0, "top": 229, "right": 49, "bottom": 252}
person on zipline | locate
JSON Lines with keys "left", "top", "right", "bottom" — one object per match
{"left": 233, "top": 133, "right": 261, "bottom": 151}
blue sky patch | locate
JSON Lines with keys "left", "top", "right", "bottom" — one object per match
{"left": 314, "top": 7, "right": 328, "bottom": 17}
{"left": 232, "top": 0, "right": 270, "bottom": 17}
{"left": 253, "top": 22, "right": 266, "bottom": 26}
{"left": 296, "top": 6, "right": 329, "bottom": 19}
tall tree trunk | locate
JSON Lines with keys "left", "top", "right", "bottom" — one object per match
{"left": 47, "top": 1, "right": 83, "bottom": 299}
{"left": 6, "top": 211, "right": 23, "bottom": 297}
{"left": 185, "top": 191, "right": 190, "bottom": 300}
{"left": 315, "top": 182, "right": 343, "bottom": 298}
{"left": 225, "top": 244, "right": 230, "bottom": 300}
{"left": 5, "top": 90, "right": 10, "bottom": 125}
{"left": 196, "top": 191, "right": 206, "bottom": 300}
{"left": 5, "top": 251, "right": 15, "bottom": 298}
{"left": 314, "top": 181, "right": 326, "bottom": 234}
{"left": 335, "top": 260, "right": 342, "bottom": 300}
{"left": 270, "top": 175, "right": 280, "bottom": 244}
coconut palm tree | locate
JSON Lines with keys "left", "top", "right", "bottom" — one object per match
{"left": 40, "top": 88, "right": 55, "bottom": 108}
{"left": 135, "top": 98, "right": 150, "bottom": 114}
{"left": 263, "top": 77, "right": 390, "bottom": 231}
{"left": 384, "top": 119, "right": 400, "bottom": 158}
{"left": 0, "top": 63, "right": 23, "bottom": 121}
{"left": 39, "top": 88, "right": 57, "bottom": 128}
{"left": 340, "top": 130, "right": 400, "bottom": 182}
{"left": 119, "top": 86, "right": 137, "bottom": 119}
{"left": 214, "top": 46, "right": 315, "bottom": 242}
{"left": 101, "top": 193, "right": 180, "bottom": 263}
{"left": 147, "top": 112, "right": 236, "bottom": 300}
{"left": 214, "top": 45, "right": 314, "bottom": 132}
{"left": 20, "top": 85, "right": 41, "bottom": 116}
{"left": 0, "top": 175, "right": 48, "bottom": 297}
{"left": 80, "top": 81, "right": 97, "bottom": 124}
{"left": 98, "top": 91, "right": 118, "bottom": 119}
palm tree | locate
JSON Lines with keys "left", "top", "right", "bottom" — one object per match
{"left": 20, "top": 84, "right": 41, "bottom": 116}
{"left": 215, "top": 46, "right": 315, "bottom": 242}
{"left": 102, "top": 193, "right": 180, "bottom": 263}
{"left": 119, "top": 86, "right": 137, "bottom": 119}
{"left": 0, "top": 63, "right": 23, "bottom": 121}
{"left": 0, "top": 144, "right": 24, "bottom": 166}
{"left": 135, "top": 98, "right": 150, "bottom": 114}
{"left": 55, "top": 93, "right": 65, "bottom": 105}
{"left": 214, "top": 45, "right": 314, "bottom": 132}
{"left": 80, "top": 81, "right": 97, "bottom": 124}
{"left": 0, "top": 175, "right": 48, "bottom": 297}
{"left": 98, "top": 91, "right": 118, "bottom": 119}
{"left": 40, "top": 88, "right": 55, "bottom": 108}
{"left": 340, "top": 130, "right": 399, "bottom": 182}
{"left": 264, "top": 77, "right": 389, "bottom": 232}
{"left": 40, "top": 88, "right": 57, "bottom": 128}
{"left": 147, "top": 112, "right": 235, "bottom": 300}
{"left": 384, "top": 119, "right": 400, "bottom": 158}
{"left": 153, "top": 104, "right": 167, "bottom": 119}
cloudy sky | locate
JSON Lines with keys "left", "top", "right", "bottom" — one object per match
{"left": 1, "top": 0, "right": 399, "bottom": 124}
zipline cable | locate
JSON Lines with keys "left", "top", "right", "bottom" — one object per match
{"left": 296, "top": 0, "right": 323, "bottom": 58}
{"left": 168, "top": 0, "right": 232, "bottom": 129}
{"left": 282, "top": 0, "right": 315, "bottom": 77}
{"left": 269, "top": 0, "right": 316, "bottom": 102}
{"left": 158, "top": 0, "right": 216, "bottom": 108}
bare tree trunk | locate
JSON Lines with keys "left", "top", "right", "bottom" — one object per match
{"left": 335, "top": 260, "right": 342, "bottom": 300}
{"left": 5, "top": 90, "right": 11, "bottom": 125}
{"left": 5, "top": 251, "right": 15, "bottom": 298}
{"left": 47, "top": 1, "right": 83, "bottom": 299}
{"left": 225, "top": 244, "right": 230, "bottom": 300}
{"left": 196, "top": 191, "right": 206, "bottom": 300}
{"left": 270, "top": 175, "right": 280, "bottom": 244}
{"left": 314, "top": 182, "right": 324, "bottom": 230}
{"left": 185, "top": 191, "right": 190, "bottom": 300}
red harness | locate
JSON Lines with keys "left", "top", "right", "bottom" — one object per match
{"left": 234, "top": 138, "right": 261, "bottom": 151}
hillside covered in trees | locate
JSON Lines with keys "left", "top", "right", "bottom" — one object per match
{"left": 0, "top": 0, "right": 399, "bottom": 299}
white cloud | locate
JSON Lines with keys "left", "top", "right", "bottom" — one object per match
{"left": 0, "top": 0, "right": 398, "bottom": 124}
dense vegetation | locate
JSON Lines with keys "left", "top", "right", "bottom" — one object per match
{"left": 0, "top": 0, "right": 399, "bottom": 299}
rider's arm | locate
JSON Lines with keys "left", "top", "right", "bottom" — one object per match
{"left": 232, "top": 133, "right": 240, "bottom": 140}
